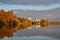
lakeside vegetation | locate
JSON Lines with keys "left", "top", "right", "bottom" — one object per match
{"left": 0, "top": 9, "right": 60, "bottom": 38}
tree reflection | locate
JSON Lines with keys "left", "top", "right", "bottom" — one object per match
{"left": 0, "top": 10, "right": 60, "bottom": 39}
{"left": 0, "top": 20, "right": 6, "bottom": 29}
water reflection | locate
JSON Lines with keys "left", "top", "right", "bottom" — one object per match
{"left": 0, "top": 17, "right": 60, "bottom": 38}
{"left": 0, "top": 10, "right": 60, "bottom": 39}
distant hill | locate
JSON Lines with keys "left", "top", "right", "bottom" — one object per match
{"left": 13, "top": 8, "right": 60, "bottom": 39}
{"left": 13, "top": 7, "right": 60, "bottom": 21}
{"left": 13, "top": 7, "right": 60, "bottom": 13}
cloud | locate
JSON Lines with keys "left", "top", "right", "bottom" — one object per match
{"left": 0, "top": 2, "right": 4, "bottom": 5}
{"left": 0, "top": 0, "right": 60, "bottom": 5}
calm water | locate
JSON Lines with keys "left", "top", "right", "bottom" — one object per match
{"left": 13, "top": 10, "right": 60, "bottom": 40}
{"left": 1, "top": 10, "right": 60, "bottom": 40}
{"left": 2, "top": 36, "right": 59, "bottom": 40}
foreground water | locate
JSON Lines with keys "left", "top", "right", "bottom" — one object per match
{"left": 13, "top": 9, "right": 60, "bottom": 40}
{"left": 0, "top": 9, "right": 60, "bottom": 40}
{"left": 2, "top": 36, "right": 59, "bottom": 40}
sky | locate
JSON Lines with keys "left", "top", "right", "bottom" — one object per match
{"left": 0, "top": 0, "right": 60, "bottom": 11}
{"left": 0, "top": 0, "right": 60, "bottom": 39}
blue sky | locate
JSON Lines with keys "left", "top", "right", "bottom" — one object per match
{"left": 0, "top": 4, "right": 60, "bottom": 11}
{"left": 0, "top": 0, "right": 60, "bottom": 11}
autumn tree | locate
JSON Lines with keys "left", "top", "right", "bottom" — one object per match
{"left": 0, "top": 20, "right": 6, "bottom": 29}
{"left": 12, "top": 20, "right": 17, "bottom": 28}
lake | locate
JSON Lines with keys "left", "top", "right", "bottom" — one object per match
{"left": 2, "top": 36, "right": 59, "bottom": 40}
{"left": 1, "top": 9, "right": 60, "bottom": 40}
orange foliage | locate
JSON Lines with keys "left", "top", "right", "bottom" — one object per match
{"left": 0, "top": 10, "right": 17, "bottom": 38}
{"left": 0, "top": 9, "right": 17, "bottom": 22}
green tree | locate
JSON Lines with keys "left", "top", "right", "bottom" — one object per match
{"left": 0, "top": 20, "right": 6, "bottom": 29}
{"left": 8, "top": 20, "right": 17, "bottom": 29}
{"left": 12, "top": 20, "right": 17, "bottom": 28}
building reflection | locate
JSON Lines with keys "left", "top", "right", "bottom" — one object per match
{"left": 0, "top": 10, "right": 60, "bottom": 38}
{"left": 0, "top": 17, "right": 60, "bottom": 38}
